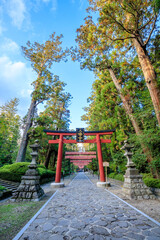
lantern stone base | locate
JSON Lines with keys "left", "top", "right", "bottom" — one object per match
{"left": 122, "top": 165, "right": 156, "bottom": 200}
{"left": 11, "top": 166, "right": 44, "bottom": 202}
{"left": 97, "top": 182, "right": 107, "bottom": 188}
{"left": 51, "top": 182, "right": 65, "bottom": 188}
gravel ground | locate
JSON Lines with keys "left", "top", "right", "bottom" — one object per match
{"left": 87, "top": 173, "right": 160, "bottom": 223}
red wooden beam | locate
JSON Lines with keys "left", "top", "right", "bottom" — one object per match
{"left": 101, "top": 139, "right": 111, "bottom": 143}
{"left": 72, "top": 162, "right": 90, "bottom": 166}
{"left": 65, "top": 155, "right": 96, "bottom": 159}
{"left": 49, "top": 140, "right": 59, "bottom": 144}
{"left": 49, "top": 139, "right": 111, "bottom": 144}
{"left": 46, "top": 130, "right": 114, "bottom": 136}
{"left": 47, "top": 132, "right": 76, "bottom": 136}
{"left": 65, "top": 151, "right": 96, "bottom": 155}
{"left": 70, "top": 160, "right": 92, "bottom": 163}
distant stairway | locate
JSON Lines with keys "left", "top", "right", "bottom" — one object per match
{"left": 0, "top": 179, "right": 19, "bottom": 193}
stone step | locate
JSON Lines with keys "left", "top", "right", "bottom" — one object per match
{"left": 0, "top": 179, "right": 19, "bottom": 192}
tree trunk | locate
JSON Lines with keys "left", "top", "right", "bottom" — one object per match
{"left": 52, "top": 151, "right": 57, "bottom": 168}
{"left": 16, "top": 100, "right": 36, "bottom": 162}
{"left": 16, "top": 70, "right": 42, "bottom": 162}
{"left": 44, "top": 145, "right": 56, "bottom": 169}
{"left": 108, "top": 67, "right": 158, "bottom": 175}
{"left": 133, "top": 38, "right": 160, "bottom": 125}
{"left": 108, "top": 67, "right": 142, "bottom": 134}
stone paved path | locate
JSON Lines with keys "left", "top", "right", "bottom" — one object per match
{"left": 18, "top": 173, "right": 160, "bottom": 240}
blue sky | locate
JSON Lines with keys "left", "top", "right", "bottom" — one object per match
{"left": 0, "top": 0, "right": 95, "bottom": 130}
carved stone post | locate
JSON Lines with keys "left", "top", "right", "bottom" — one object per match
{"left": 122, "top": 140, "right": 156, "bottom": 200}
{"left": 12, "top": 141, "right": 44, "bottom": 201}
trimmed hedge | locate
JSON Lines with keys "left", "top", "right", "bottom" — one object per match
{"left": 108, "top": 173, "right": 124, "bottom": 182}
{"left": 143, "top": 178, "right": 160, "bottom": 188}
{"left": 108, "top": 172, "right": 160, "bottom": 188}
{"left": 0, "top": 185, "right": 6, "bottom": 191}
{"left": 0, "top": 163, "right": 55, "bottom": 183}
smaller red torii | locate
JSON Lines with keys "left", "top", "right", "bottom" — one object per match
{"left": 70, "top": 160, "right": 92, "bottom": 163}
{"left": 65, "top": 151, "right": 96, "bottom": 169}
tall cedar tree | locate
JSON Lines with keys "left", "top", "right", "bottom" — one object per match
{"left": 87, "top": 0, "right": 160, "bottom": 125}
{"left": 16, "top": 33, "right": 68, "bottom": 162}
{"left": 28, "top": 77, "right": 72, "bottom": 168}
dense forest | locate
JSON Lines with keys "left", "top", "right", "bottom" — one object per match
{"left": 0, "top": 0, "right": 160, "bottom": 184}
{"left": 74, "top": 0, "right": 160, "bottom": 179}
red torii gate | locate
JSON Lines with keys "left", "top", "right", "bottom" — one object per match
{"left": 44, "top": 129, "right": 115, "bottom": 184}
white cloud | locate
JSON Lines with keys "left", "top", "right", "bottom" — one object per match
{"left": 0, "top": 56, "right": 26, "bottom": 82}
{"left": 42, "top": 0, "right": 50, "bottom": 3}
{"left": 7, "top": 0, "right": 27, "bottom": 29}
{"left": 0, "top": 38, "right": 20, "bottom": 54}
{"left": 51, "top": 0, "right": 57, "bottom": 11}
{"left": 80, "top": 0, "right": 85, "bottom": 9}
{"left": 0, "top": 56, "right": 34, "bottom": 93}
{"left": 0, "top": 21, "right": 5, "bottom": 35}
{"left": 20, "top": 89, "right": 32, "bottom": 97}
{"left": 0, "top": 55, "right": 35, "bottom": 116}
{"left": 0, "top": 5, "right": 5, "bottom": 35}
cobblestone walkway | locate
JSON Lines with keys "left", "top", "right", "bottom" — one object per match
{"left": 18, "top": 173, "right": 160, "bottom": 240}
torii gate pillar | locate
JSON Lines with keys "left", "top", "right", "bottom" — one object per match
{"left": 55, "top": 135, "right": 63, "bottom": 183}
{"left": 96, "top": 134, "right": 106, "bottom": 182}
{"left": 51, "top": 135, "right": 65, "bottom": 188}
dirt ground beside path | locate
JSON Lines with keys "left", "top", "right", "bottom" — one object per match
{"left": 87, "top": 173, "right": 160, "bottom": 223}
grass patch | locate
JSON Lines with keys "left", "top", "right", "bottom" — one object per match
{"left": 0, "top": 194, "right": 51, "bottom": 240}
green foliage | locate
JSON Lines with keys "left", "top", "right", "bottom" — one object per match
{"left": 16, "top": 33, "right": 71, "bottom": 163}
{"left": 108, "top": 173, "right": 124, "bottom": 182}
{"left": 22, "top": 33, "right": 68, "bottom": 104}
{"left": 0, "top": 98, "right": 20, "bottom": 166}
{"left": 143, "top": 178, "right": 160, "bottom": 188}
{"left": 0, "top": 163, "right": 54, "bottom": 182}
{"left": 37, "top": 168, "right": 54, "bottom": 179}
{"left": 74, "top": 0, "right": 160, "bottom": 178}
{"left": 87, "top": 158, "right": 98, "bottom": 173}
{"left": 0, "top": 186, "right": 6, "bottom": 191}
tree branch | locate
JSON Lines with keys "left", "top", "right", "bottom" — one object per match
{"left": 107, "top": 35, "right": 135, "bottom": 42}
{"left": 144, "top": 16, "right": 157, "bottom": 46}
{"left": 138, "top": 16, "right": 155, "bottom": 31}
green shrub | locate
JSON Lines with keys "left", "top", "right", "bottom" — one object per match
{"left": 0, "top": 163, "right": 55, "bottom": 183}
{"left": 108, "top": 173, "right": 124, "bottom": 181}
{"left": 1, "top": 162, "right": 29, "bottom": 173}
{"left": 143, "top": 177, "right": 160, "bottom": 188}
{"left": 0, "top": 169, "right": 22, "bottom": 182}
{"left": 114, "top": 174, "right": 124, "bottom": 181}
{"left": 37, "top": 164, "right": 46, "bottom": 169}
{"left": 0, "top": 185, "right": 6, "bottom": 191}
{"left": 108, "top": 173, "right": 116, "bottom": 178}
{"left": 141, "top": 173, "right": 153, "bottom": 179}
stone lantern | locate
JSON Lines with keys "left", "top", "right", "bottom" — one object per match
{"left": 12, "top": 141, "right": 44, "bottom": 201}
{"left": 122, "top": 140, "right": 155, "bottom": 200}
